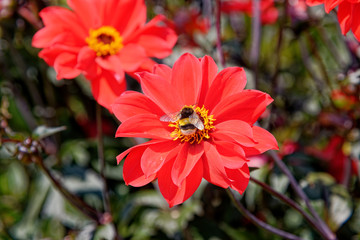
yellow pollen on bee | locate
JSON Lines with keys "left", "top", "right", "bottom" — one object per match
{"left": 169, "top": 105, "right": 216, "bottom": 144}
{"left": 86, "top": 26, "right": 123, "bottom": 57}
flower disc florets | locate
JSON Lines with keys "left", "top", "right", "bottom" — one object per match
{"left": 169, "top": 105, "right": 215, "bottom": 144}
{"left": 86, "top": 26, "right": 123, "bottom": 57}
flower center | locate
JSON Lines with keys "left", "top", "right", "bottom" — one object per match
{"left": 169, "top": 105, "right": 215, "bottom": 144}
{"left": 86, "top": 26, "right": 123, "bottom": 57}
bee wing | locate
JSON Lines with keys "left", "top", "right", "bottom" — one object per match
{"left": 189, "top": 113, "right": 204, "bottom": 130}
{"left": 193, "top": 120, "right": 204, "bottom": 130}
{"left": 160, "top": 111, "right": 181, "bottom": 122}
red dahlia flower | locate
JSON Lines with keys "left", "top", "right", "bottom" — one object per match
{"left": 32, "top": 0, "right": 177, "bottom": 111}
{"left": 113, "top": 53, "right": 278, "bottom": 207}
{"left": 306, "top": 0, "right": 360, "bottom": 41}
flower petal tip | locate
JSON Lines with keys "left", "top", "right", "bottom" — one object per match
{"left": 116, "top": 155, "right": 123, "bottom": 165}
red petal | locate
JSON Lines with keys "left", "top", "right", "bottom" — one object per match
{"left": 115, "top": 114, "right": 172, "bottom": 140}
{"left": 351, "top": 4, "right": 360, "bottom": 41}
{"left": 214, "top": 120, "right": 257, "bottom": 147}
{"left": 76, "top": 47, "right": 98, "bottom": 77}
{"left": 116, "top": 139, "right": 165, "bottom": 164}
{"left": 32, "top": 6, "right": 86, "bottom": 48}
{"left": 137, "top": 71, "right": 183, "bottom": 114}
{"left": 242, "top": 126, "right": 279, "bottom": 156}
{"left": 124, "top": 58, "right": 157, "bottom": 82}
{"left": 337, "top": 1, "right": 353, "bottom": 34}
{"left": 202, "top": 141, "right": 230, "bottom": 188}
{"left": 226, "top": 164, "right": 250, "bottom": 194}
{"left": 171, "top": 143, "right": 204, "bottom": 186}
{"left": 126, "top": 15, "right": 177, "bottom": 58}
{"left": 32, "top": 28, "right": 65, "bottom": 49}
{"left": 95, "top": 55, "right": 124, "bottom": 76}
{"left": 67, "top": 0, "right": 102, "bottom": 29}
{"left": 89, "top": 70, "right": 126, "bottom": 112}
{"left": 109, "top": 0, "right": 146, "bottom": 39}
{"left": 198, "top": 56, "right": 218, "bottom": 106}
{"left": 38, "top": 45, "right": 80, "bottom": 69}
{"left": 122, "top": 144, "right": 156, "bottom": 187}
{"left": 171, "top": 53, "right": 202, "bottom": 105}
{"left": 158, "top": 158, "right": 203, "bottom": 207}
{"left": 204, "top": 67, "right": 247, "bottom": 111}
{"left": 112, "top": 91, "right": 164, "bottom": 122}
{"left": 117, "top": 44, "right": 147, "bottom": 72}
{"left": 324, "top": 0, "right": 345, "bottom": 13}
{"left": 212, "top": 90, "right": 273, "bottom": 125}
{"left": 153, "top": 64, "right": 172, "bottom": 80}
{"left": 53, "top": 52, "right": 82, "bottom": 79}
{"left": 141, "top": 141, "right": 180, "bottom": 178}
{"left": 212, "top": 140, "right": 248, "bottom": 169}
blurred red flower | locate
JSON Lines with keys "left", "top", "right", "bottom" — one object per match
{"left": 221, "top": 0, "right": 279, "bottom": 24}
{"left": 113, "top": 53, "right": 278, "bottom": 207}
{"left": 306, "top": 0, "right": 360, "bottom": 41}
{"left": 32, "top": 0, "right": 177, "bottom": 111}
{"left": 306, "top": 135, "right": 358, "bottom": 183}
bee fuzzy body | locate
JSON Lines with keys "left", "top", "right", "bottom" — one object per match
{"left": 160, "top": 107, "right": 204, "bottom": 136}
{"left": 178, "top": 118, "right": 197, "bottom": 135}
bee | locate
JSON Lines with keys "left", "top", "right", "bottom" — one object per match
{"left": 160, "top": 107, "right": 204, "bottom": 135}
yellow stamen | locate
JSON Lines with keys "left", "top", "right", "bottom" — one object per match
{"left": 169, "top": 105, "right": 216, "bottom": 144}
{"left": 86, "top": 26, "right": 123, "bottom": 57}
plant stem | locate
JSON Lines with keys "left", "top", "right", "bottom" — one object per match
{"left": 96, "top": 104, "right": 122, "bottom": 240}
{"left": 250, "top": 177, "right": 329, "bottom": 239}
{"left": 38, "top": 157, "right": 101, "bottom": 222}
{"left": 226, "top": 189, "right": 304, "bottom": 240}
{"left": 268, "top": 150, "right": 337, "bottom": 240}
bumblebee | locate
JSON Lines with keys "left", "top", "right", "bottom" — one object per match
{"left": 160, "top": 107, "right": 204, "bottom": 135}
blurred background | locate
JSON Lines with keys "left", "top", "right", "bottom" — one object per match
{"left": 0, "top": 0, "right": 360, "bottom": 239}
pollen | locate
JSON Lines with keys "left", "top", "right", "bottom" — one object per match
{"left": 86, "top": 26, "right": 123, "bottom": 57}
{"left": 169, "top": 105, "right": 215, "bottom": 144}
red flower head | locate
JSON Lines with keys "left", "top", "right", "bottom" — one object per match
{"left": 306, "top": 0, "right": 360, "bottom": 41}
{"left": 221, "top": 0, "right": 279, "bottom": 25}
{"left": 32, "top": 0, "right": 177, "bottom": 111}
{"left": 113, "top": 53, "right": 278, "bottom": 207}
